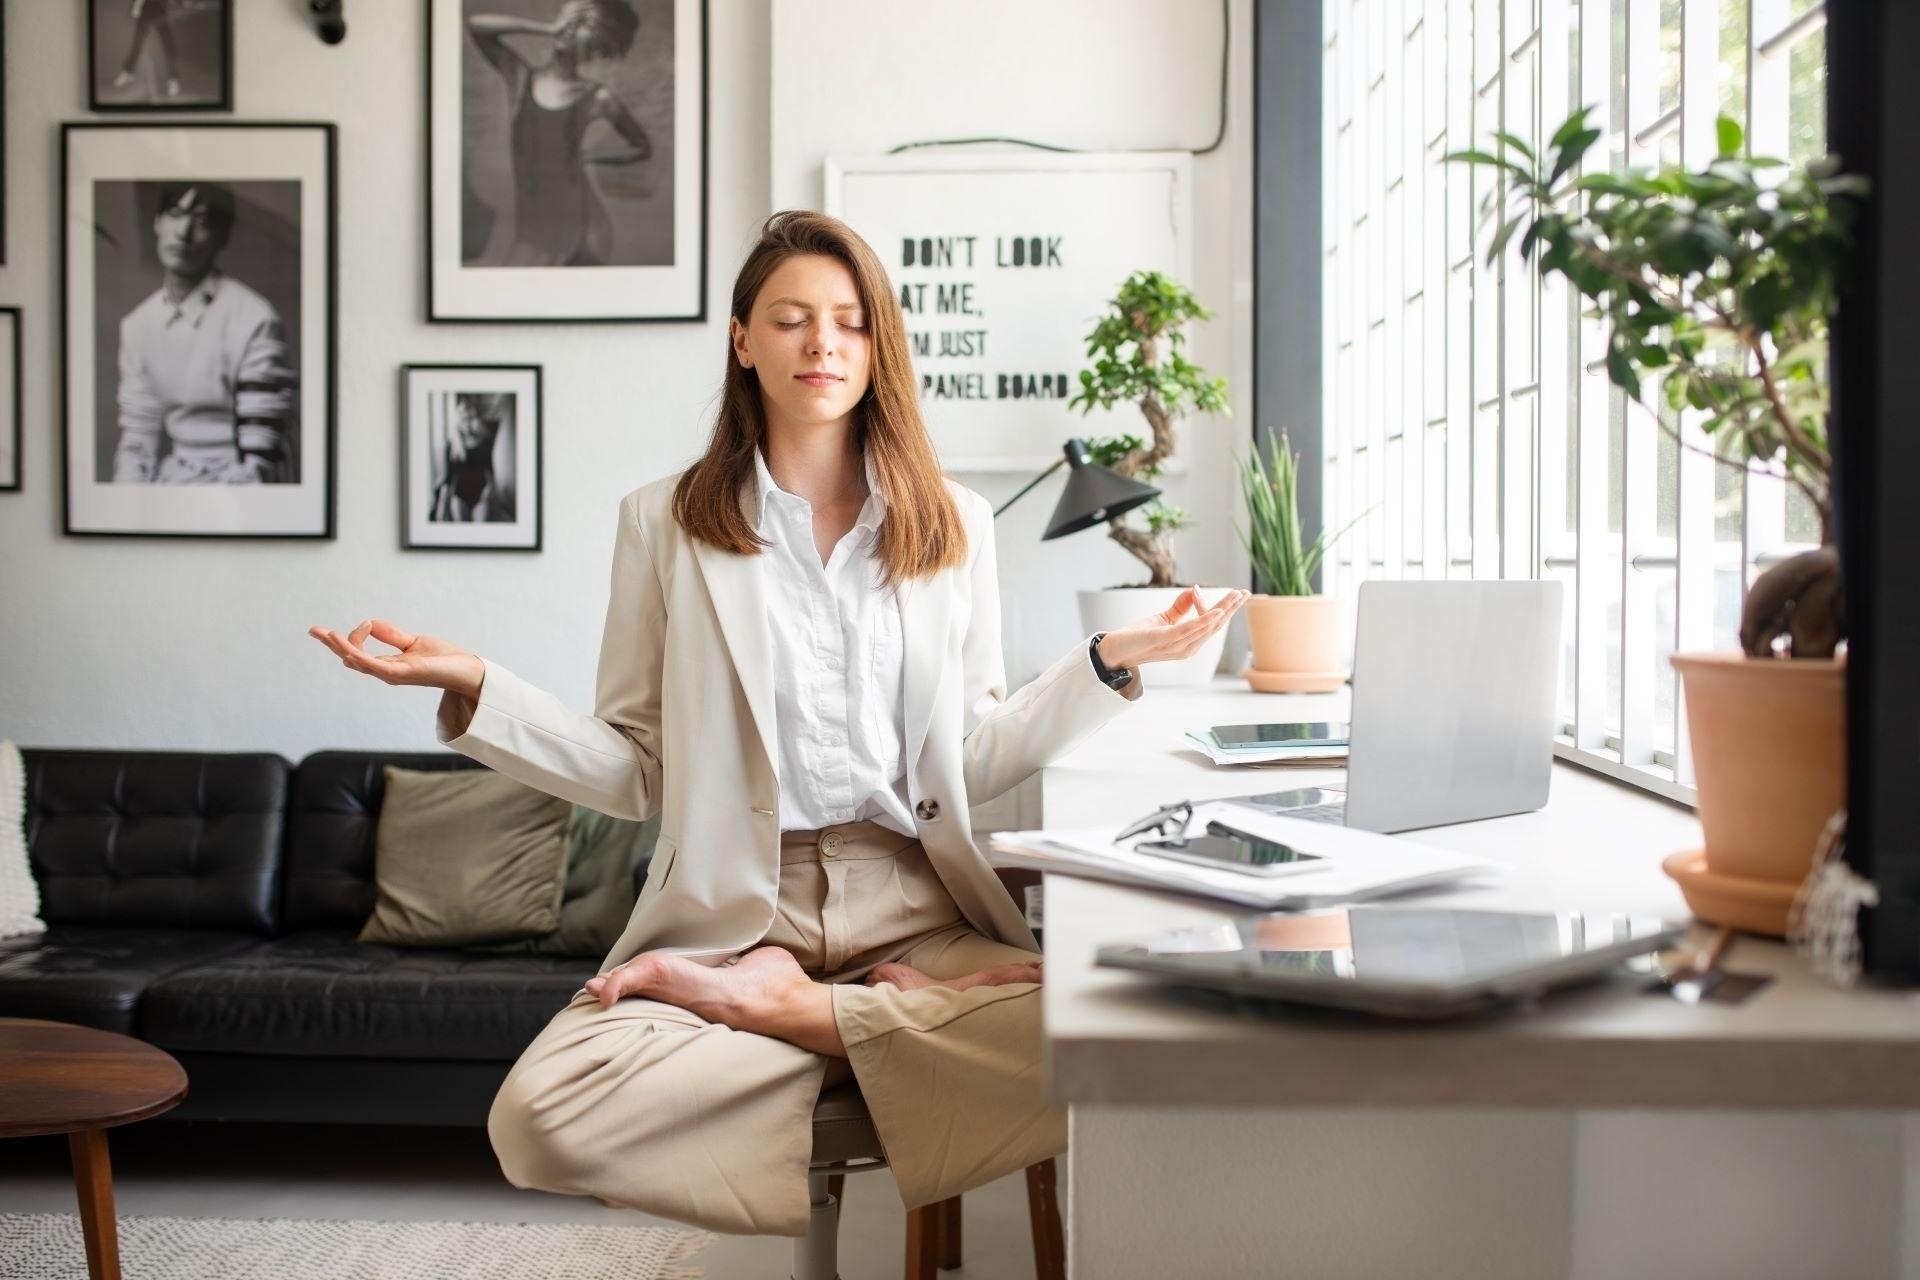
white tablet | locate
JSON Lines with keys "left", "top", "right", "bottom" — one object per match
{"left": 1096, "top": 906, "right": 1687, "bottom": 1019}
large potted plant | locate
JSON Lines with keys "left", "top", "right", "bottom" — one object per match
{"left": 1455, "top": 108, "right": 1864, "bottom": 935}
{"left": 1068, "top": 269, "right": 1232, "bottom": 687}
{"left": 1234, "top": 429, "right": 1363, "bottom": 692}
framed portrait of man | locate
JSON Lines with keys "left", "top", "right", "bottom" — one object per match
{"left": 61, "top": 122, "right": 336, "bottom": 538}
{"left": 89, "top": 0, "right": 234, "bottom": 113}
{"left": 401, "top": 364, "right": 542, "bottom": 551}
{"left": 426, "top": 0, "right": 707, "bottom": 322}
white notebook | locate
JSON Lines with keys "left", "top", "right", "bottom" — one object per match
{"left": 987, "top": 801, "right": 1503, "bottom": 910}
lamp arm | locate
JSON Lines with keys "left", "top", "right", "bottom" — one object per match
{"left": 992, "top": 457, "right": 1067, "bottom": 519}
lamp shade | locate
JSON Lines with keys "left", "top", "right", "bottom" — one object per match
{"left": 1044, "top": 439, "right": 1161, "bottom": 540}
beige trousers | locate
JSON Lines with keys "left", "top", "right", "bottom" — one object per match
{"left": 485, "top": 819, "right": 1064, "bottom": 1237}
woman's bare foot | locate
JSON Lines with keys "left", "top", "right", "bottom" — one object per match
{"left": 586, "top": 945, "right": 803, "bottom": 1015}
{"left": 583, "top": 946, "right": 847, "bottom": 1056}
{"left": 865, "top": 960, "right": 1043, "bottom": 991}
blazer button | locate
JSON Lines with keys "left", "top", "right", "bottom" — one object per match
{"left": 915, "top": 798, "right": 941, "bottom": 821}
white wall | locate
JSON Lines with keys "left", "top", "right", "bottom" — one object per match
{"left": 0, "top": 0, "right": 1250, "bottom": 759}
{"left": 771, "top": 0, "right": 1254, "bottom": 685}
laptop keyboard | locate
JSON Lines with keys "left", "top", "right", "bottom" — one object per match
{"left": 1229, "top": 790, "right": 1349, "bottom": 824}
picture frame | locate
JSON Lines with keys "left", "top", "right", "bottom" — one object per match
{"left": 61, "top": 122, "right": 337, "bottom": 539}
{"left": 0, "top": 309, "right": 20, "bottom": 493}
{"left": 400, "top": 363, "right": 543, "bottom": 552}
{"left": 88, "top": 0, "right": 234, "bottom": 113}
{"left": 824, "top": 150, "right": 1194, "bottom": 473}
{"left": 426, "top": 0, "right": 708, "bottom": 323}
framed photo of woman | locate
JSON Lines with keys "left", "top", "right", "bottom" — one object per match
{"left": 401, "top": 363, "right": 542, "bottom": 551}
{"left": 427, "top": 0, "right": 707, "bottom": 322}
{"left": 61, "top": 122, "right": 336, "bottom": 538}
{"left": 89, "top": 0, "right": 234, "bottom": 113}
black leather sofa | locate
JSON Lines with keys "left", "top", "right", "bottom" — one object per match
{"left": 0, "top": 748, "right": 636, "bottom": 1126}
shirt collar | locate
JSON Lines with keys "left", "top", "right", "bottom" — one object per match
{"left": 160, "top": 271, "right": 224, "bottom": 328}
{"left": 751, "top": 445, "right": 888, "bottom": 543}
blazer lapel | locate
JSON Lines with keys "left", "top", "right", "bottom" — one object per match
{"left": 690, "top": 514, "right": 779, "bottom": 781}
{"left": 900, "top": 568, "right": 953, "bottom": 772}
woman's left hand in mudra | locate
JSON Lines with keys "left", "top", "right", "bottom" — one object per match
{"left": 1097, "top": 586, "right": 1251, "bottom": 671}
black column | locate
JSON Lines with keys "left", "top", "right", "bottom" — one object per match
{"left": 1827, "top": 0, "right": 1920, "bottom": 977}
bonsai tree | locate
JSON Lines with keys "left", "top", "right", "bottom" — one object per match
{"left": 1234, "top": 428, "right": 1363, "bottom": 596}
{"left": 1067, "top": 269, "right": 1230, "bottom": 587}
{"left": 1450, "top": 107, "right": 1865, "bottom": 657}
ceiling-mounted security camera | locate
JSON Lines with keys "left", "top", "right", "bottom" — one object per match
{"left": 309, "top": 0, "right": 346, "bottom": 45}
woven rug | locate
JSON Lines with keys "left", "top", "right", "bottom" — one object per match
{"left": 0, "top": 1213, "right": 712, "bottom": 1280}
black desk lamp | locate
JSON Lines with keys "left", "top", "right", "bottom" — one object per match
{"left": 991, "top": 438, "right": 1161, "bottom": 538}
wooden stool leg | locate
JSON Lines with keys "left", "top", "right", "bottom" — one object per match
{"left": 935, "top": 1195, "right": 963, "bottom": 1270}
{"left": 904, "top": 1202, "right": 940, "bottom": 1280}
{"left": 67, "top": 1128, "right": 121, "bottom": 1280}
{"left": 1024, "top": 1158, "right": 1065, "bottom": 1280}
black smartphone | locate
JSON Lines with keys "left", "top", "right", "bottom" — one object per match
{"left": 1209, "top": 721, "right": 1350, "bottom": 749}
{"left": 1135, "top": 821, "right": 1326, "bottom": 878}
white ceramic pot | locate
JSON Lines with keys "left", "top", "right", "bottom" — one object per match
{"left": 1075, "top": 586, "right": 1236, "bottom": 689}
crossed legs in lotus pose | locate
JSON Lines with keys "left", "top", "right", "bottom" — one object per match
{"left": 581, "top": 947, "right": 1043, "bottom": 1057}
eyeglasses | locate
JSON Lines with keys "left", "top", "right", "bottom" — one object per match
{"left": 1115, "top": 799, "right": 1194, "bottom": 843}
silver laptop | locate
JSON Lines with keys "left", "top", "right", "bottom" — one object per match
{"left": 1235, "top": 579, "right": 1563, "bottom": 833}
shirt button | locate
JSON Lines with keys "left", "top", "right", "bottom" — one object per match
{"left": 915, "top": 798, "right": 941, "bottom": 822}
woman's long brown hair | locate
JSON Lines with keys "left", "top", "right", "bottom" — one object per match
{"left": 671, "top": 210, "right": 967, "bottom": 586}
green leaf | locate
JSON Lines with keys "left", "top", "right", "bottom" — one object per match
{"left": 1549, "top": 105, "right": 1598, "bottom": 152}
{"left": 1491, "top": 130, "right": 1537, "bottom": 163}
{"left": 1605, "top": 346, "right": 1642, "bottom": 396}
{"left": 1549, "top": 129, "right": 1603, "bottom": 183}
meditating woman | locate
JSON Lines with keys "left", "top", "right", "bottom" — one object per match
{"left": 309, "top": 209, "right": 1245, "bottom": 1236}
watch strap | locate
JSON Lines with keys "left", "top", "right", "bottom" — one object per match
{"left": 1089, "top": 632, "right": 1133, "bottom": 689}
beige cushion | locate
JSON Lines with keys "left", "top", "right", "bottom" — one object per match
{"left": 359, "top": 766, "right": 571, "bottom": 948}
{"left": 477, "top": 805, "right": 661, "bottom": 958}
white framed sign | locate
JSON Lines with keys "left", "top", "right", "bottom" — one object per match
{"left": 825, "top": 150, "right": 1193, "bottom": 473}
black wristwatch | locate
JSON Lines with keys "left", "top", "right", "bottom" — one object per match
{"left": 1088, "top": 632, "right": 1134, "bottom": 689}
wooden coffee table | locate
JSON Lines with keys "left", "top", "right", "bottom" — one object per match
{"left": 0, "top": 1017, "right": 189, "bottom": 1280}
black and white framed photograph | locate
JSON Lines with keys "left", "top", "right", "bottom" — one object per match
{"left": 401, "top": 364, "right": 542, "bottom": 550}
{"left": 427, "top": 0, "right": 707, "bottom": 322}
{"left": 89, "top": 0, "right": 233, "bottom": 112}
{"left": 62, "top": 122, "right": 336, "bottom": 538}
{"left": 0, "top": 309, "right": 20, "bottom": 492}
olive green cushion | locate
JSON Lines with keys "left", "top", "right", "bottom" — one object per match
{"left": 478, "top": 805, "right": 662, "bottom": 958}
{"left": 359, "top": 767, "right": 572, "bottom": 948}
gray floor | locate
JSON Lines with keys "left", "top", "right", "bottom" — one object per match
{"left": 0, "top": 1120, "right": 1046, "bottom": 1279}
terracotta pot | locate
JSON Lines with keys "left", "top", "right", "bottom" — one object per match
{"left": 1668, "top": 652, "right": 1846, "bottom": 934}
{"left": 1243, "top": 595, "right": 1346, "bottom": 693}
{"left": 1076, "top": 586, "right": 1234, "bottom": 688}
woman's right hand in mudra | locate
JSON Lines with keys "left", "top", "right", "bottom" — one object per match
{"left": 308, "top": 619, "right": 485, "bottom": 701}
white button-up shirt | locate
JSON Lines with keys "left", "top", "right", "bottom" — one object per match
{"left": 752, "top": 445, "right": 915, "bottom": 837}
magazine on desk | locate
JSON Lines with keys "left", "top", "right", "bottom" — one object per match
{"left": 987, "top": 801, "right": 1505, "bottom": 909}
{"left": 1180, "top": 731, "right": 1350, "bottom": 767}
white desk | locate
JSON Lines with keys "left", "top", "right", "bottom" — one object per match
{"left": 1035, "top": 677, "right": 1920, "bottom": 1280}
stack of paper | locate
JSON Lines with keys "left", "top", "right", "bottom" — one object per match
{"left": 1181, "top": 731, "right": 1349, "bottom": 767}
{"left": 988, "top": 801, "right": 1503, "bottom": 909}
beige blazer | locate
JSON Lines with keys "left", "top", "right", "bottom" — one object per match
{"left": 436, "top": 470, "right": 1142, "bottom": 968}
